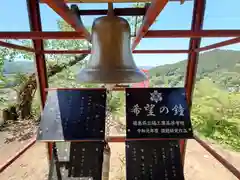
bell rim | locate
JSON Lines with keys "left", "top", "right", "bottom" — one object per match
{"left": 76, "top": 68, "right": 147, "bottom": 84}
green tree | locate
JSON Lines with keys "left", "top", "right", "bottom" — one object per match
{"left": 0, "top": 19, "right": 89, "bottom": 120}
{"left": 192, "top": 78, "right": 240, "bottom": 151}
{"left": 0, "top": 40, "right": 29, "bottom": 86}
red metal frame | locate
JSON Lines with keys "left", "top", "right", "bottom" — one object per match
{"left": 1, "top": 30, "right": 240, "bottom": 39}
{"left": 0, "top": 0, "right": 240, "bottom": 179}
{"left": 42, "top": 0, "right": 91, "bottom": 42}
{"left": 0, "top": 137, "right": 36, "bottom": 173}
{"left": 131, "top": 69, "right": 149, "bottom": 87}
{"left": 26, "top": 0, "right": 52, "bottom": 163}
{"left": 195, "top": 37, "right": 240, "bottom": 52}
{"left": 181, "top": 0, "right": 206, "bottom": 164}
{"left": 131, "top": 0, "right": 168, "bottom": 50}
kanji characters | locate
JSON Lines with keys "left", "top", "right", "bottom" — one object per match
{"left": 166, "top": 120, "right": 170, "bottom": 125}
{"left": 131, "top": 104, "right": 142, "bottom": 116}
{"left": 172, "top": 104, "right": 185, "bottom": 116}
{"left": 144, "top": 104, "right": 156, "bottom": 116}
{"left": 136, "top": 128, "right": 160, "bottom": 134}
{"left": 179, "top": 121, "right": 185, "bottom": 126}
{"left": 147, "top": 121, "right": 152, "bottom": 125}
{"left": 159, "top": 128, "right": 188, "bottom": 134}
{"left": 159, "top": 106, "right": 169, "bottom": 114}
{"left": 133, "top": 121, "right": 138, "bottom": 126}
{"left": 138, "top": 121, "right": 142, "bottom": 126}
{"left": 131, "top": 103, "right": 186, "bottom": 117}
{"left": 152, "top": 121, "right": 157, "bottom": 125}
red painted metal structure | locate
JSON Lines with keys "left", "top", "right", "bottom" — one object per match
{"left": 0, "top": 0, "right": 240, "bottom": 179}
{"left": 131, "top": 69, "right": 149, "bottom": 87}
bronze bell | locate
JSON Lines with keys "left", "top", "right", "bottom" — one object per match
{"left": 76, "top": 4, "right": 147, "bottom": 84}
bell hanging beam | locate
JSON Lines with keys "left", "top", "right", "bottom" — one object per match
{"left": 43, "top": 0, "right": 91, "bottom": 42}
{"left": 131, "top": 0, "right": 169, "bottom": 50}
{"left": 76, "top": 3, "right": 147, "bottom": 84}
{"left": 40, "top": 0, "right": 191, "bottom": 3}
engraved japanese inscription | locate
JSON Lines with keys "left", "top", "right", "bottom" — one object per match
{"left": 126, "top": 140, "right": 185, "bottom": 180}
{"left": 126, "top": 88, "right": 193, "bottom": 139}
{"left": 37, "top": 89, "right": 107, "bottom": 141}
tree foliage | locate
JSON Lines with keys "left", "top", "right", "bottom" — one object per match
{"left": 191, "top": 79, "right": 240, "bottom": 150}
{"left": 149, "top": 50, "right": 240, "bottom": 151}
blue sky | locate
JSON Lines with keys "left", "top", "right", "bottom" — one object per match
{"left": 0, "top": 0, "right": 240, "bottom": 67}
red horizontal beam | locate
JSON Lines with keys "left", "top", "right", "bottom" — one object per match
{"left": 195, "top": 37, "right": 240, "bottom": 52}
{"left": 44, "top": 49, "right": 90, "bottom": 54}
{"left": 0, "top": 32, "right": 84, "bottom": 39}
{"left": 131, "top": 0, "right": 168, "bottom": 50}
{"left": 41, "top": 0, "right": 191, "bottom": 3}
{"left": 182, "top": 0, "right": 206, "bottom": 164}
{"left": 194, "top": 136, "right": 240, "bottom": 179}
{"left": 0, "top": 137, "right": 36, "bottom": 173}
{"left": 133, "top": 49, "right": 189, "bottom": 53}
{"left": 46, "top": 87, "right": 126, "bottom": 91}
{"left": 145, "top": 30, "right": 240, "bottom": 38}
{"left": 1, "top": 30, "right": 240, "bottom": 39}
{"left": 44, "top": 0, "right": 91, "bottom": 42}
{"left": 1, "top": 38, "right": 239, "bottom": 55}
{"left": 0, "top": 41, "right": 35, "bottom": 52}
{"left": 0, "top": 40, "right": 188, "bottom": 54}
{"left": 43, "top": 49, "right": 189, "bottom": 54}
{"left": 78, "top": 8, "right": 146, "bottom": 16}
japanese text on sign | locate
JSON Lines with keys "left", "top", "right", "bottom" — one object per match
{"left": 132, "top": 120, "right": 185, "bottom": 126}
{"left": 126, "top": 89, "right": 193, "bottom": 138}
{"left": 136, "top": 128, "right": 188, "bottom": 134}
{"left": 131, "top": 104, "right": 185, "bottom": 116}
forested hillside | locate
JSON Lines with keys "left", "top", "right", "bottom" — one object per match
{"left": 149, "top": 49, "right": 240, "bottom": 90}
{"left": 148, "top": 49, "right": 240, "bottom": 150}
{"left": 3, "top": 60, "right": 34, "bottom": 74}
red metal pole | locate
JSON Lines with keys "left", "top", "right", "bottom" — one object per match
{"left": 27, "top": 0, "right": 52, "bottom": 162}
{"left": 131, "top": 0, "right": 168, "bottom": 50}
{"left": 195, "top": 37, "right": 240, "bottom": 52}
{"left": 43, "top": 0, "right": 91, "bottom": 42}
{"left": 194, "top": 136, "right": 240, "bottom": 179}
{"left": 132, "top": 50, "right": 189, "bottom": 54}
{"left": 40, "top": 0, "right": 191, "bottom": 3}
{"left": 145, "top": 30, "right": 240, "bottom": 38}
{"left": 0, "top": 32, "right": 85, "bottom": 39}
{"left": 1, "top": 30, "right": 240, "bottom": 39}
{"left": 182, "top": 0, "right": 206, "bottom": 164}
{"left": 0, "top": 138, "right": 36, "bottom": 173}
{"left": 70, "top": 8, "right": 146, "bottom": 16}
{"left": 42, "top": 49, "right": 189, "bottom": 54}
{"left": 0, "top": 41, "right": 35, "bottom": 52}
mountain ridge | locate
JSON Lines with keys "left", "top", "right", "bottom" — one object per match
{"left": 2, "top": 49, "right": 240, "bottom": 90}
{"left": 149, "top": 49, "right": 240, "bottom": 89}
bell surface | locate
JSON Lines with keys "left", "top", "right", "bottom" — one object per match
{"left": 77, "top": 14, "right": 147, "bottom": 84}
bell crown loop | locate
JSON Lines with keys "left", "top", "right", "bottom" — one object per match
{"left": 107, "top": 3, "right": 114, "bottom": 16}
